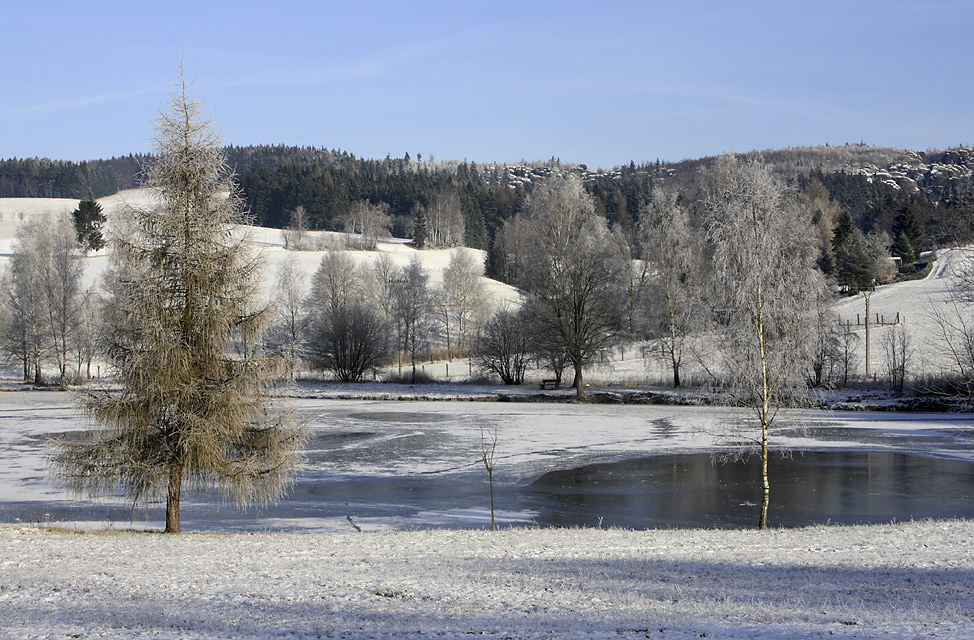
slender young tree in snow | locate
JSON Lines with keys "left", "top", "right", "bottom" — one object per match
{"left": 269, "top": 254, "right": 308, "bottom": 380}
{"left": 51, "top": 67, "right": 307, "bottom": 534}
{"left": 704, "top": 155, "right": 825, "bottom": 530}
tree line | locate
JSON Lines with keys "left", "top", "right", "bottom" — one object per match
{"left": 6, "top": 144, "right": 971, "bottom": 276}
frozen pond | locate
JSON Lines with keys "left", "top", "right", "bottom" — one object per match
{"left": 1, "top": 392, "right": 973, "bottom": 531}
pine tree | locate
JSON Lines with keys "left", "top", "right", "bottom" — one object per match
{"left": 891, "top": 199, "right": 922, "bottom": 263}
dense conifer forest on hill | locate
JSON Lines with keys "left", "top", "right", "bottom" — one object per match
{"left": 3, "top": 143, "right": 972, "bottom": 262}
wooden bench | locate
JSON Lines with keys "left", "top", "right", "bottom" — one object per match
{"left": 539, "top": 379, "right": 560, "bottom": 390}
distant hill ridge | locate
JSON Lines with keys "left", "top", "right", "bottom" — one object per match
{"left": 2, "top": 144, "right": 971, "bottom": 249}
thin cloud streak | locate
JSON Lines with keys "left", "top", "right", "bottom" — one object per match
{"left": 1, "top": 87, "right": 160, "bottom": 121}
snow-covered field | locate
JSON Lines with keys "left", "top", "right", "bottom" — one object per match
{"left": 2, "top": 520, "right": 972, "bottom": 639}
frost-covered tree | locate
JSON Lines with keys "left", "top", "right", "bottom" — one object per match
{"left": 268, "top": 254, "right": 308, "bottom": 380}
{"left": 4, "top": 218, "right": 50, "bottom": 383}
{"left": 392, "top": 256, "right": 432, "bottom": 382}
{"left": 1, "top": 215, "right": 84, "bottom": 384}
{"left": 435, "top": 249, "right": 486, "bottom": 358}
{"left": 474, "top": 307, "right": 531, "bottom": 385}
{"left": 343, "top": 200, "right": 392, "bottom": 250}
{"left": 283, "top": 205, "right": 308, "bottom": 250}
{"left": 704, "top": 155, "right": 826, "bottom": 530}
{"left": 638, "top": 189, "right": 706, "bottom": 387}
{"left": 42, "top": 214, "right": 87, "bottom": 384}
{"left": 424, "top": 187, "right": 464, "bottom": 247}
{"left": 308, "top": 250, "right": 361, "bottom": 314}
{"left": 517, "top": 174, "right": 627, "bottom": 399}
{"left": 51, "top": 67, "right": 307, "bottom": 534}
{"left": 362, "top": 253, "right": 398, "bottom": 321}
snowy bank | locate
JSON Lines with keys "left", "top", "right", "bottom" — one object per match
{"left": 2, "top": 519, "right": 972, "bottom": 639}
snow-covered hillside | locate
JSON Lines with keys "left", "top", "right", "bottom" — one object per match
{"left": 0, "top": 191, "right": 969, "bottom": 385}
{"left": 0, "top": 189, "right": 522, "bottom": 311}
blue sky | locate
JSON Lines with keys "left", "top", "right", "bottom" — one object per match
{"left": 3, "top": 1, "right": 972, "bottom": 168}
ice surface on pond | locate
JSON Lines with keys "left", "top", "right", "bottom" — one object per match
{"left": 2, "top": 391, "right": 973, "bottom": 531}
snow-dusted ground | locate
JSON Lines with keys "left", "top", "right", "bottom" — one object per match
{"left": 2, "top": 520, "right": 972, "bottom": 639}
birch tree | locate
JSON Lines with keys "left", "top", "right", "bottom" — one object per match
{"left": 435, "top": 249, "right": 486, "bottom": 358}
{"left": 392, "top": 256, "right": 432, "bottom": 382}
{"left": 42, "top": 214, "right": 87, "bottom": 384}
{"left": 362, "top": 253, "right": 398, "bottom": 320}
{"left": 638, "top": 190, "right": 706, "bottom": 387}
{"left": 704, "top": 155, "right": 825, "bottom": 530}
{"left": 344, "top": 200, "right": 392, "bottom": 249}
{"left": 283, "top": 205, "right": 308, "bottom": 250}
{"left": 269, "top": 254, "right": 308, "bottom": 380}
{"left": 5, "top": 217, "right": 52, "bottom": 383}
{"left": 424, "top": 188, "right": 464, "bottom": 248}
{"left": 51, "top": 67, "right": 307, "bottom": 534}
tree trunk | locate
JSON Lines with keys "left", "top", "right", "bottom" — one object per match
{"left": 573, "top": 361, "right": 585, "bottom": 400}
{"left": 671, "top": 352, "right": 681, "bottom": 388}
{"left": 488, "top": 468, "right": 495, "bottom": 531}
{"left": 864, "top": 292, "right": 871, "bottom": 377}
{"left": 165, "top": 462, "right": 183, "bottom": 534}
{"left": 759, "top": 419, "right": 769, "bottom": 531}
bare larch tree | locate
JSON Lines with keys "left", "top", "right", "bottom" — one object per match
{"left": 51, "top": 67, "right": 307, "bottom": 533}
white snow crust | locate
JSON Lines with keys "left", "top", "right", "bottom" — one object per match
{"left": 2, "top": 520, "right": 972, "bottom": 639}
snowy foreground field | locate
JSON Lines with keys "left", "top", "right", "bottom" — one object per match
{"left": 2, "top": 519, "right": 973, "bottom": 639}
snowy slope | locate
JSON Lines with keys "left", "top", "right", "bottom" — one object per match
{"left": 831, "top": 248, "right": 972, "bottom": 378}
{"left": 0, "top": 189, "right": 522, "bottom": 309}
